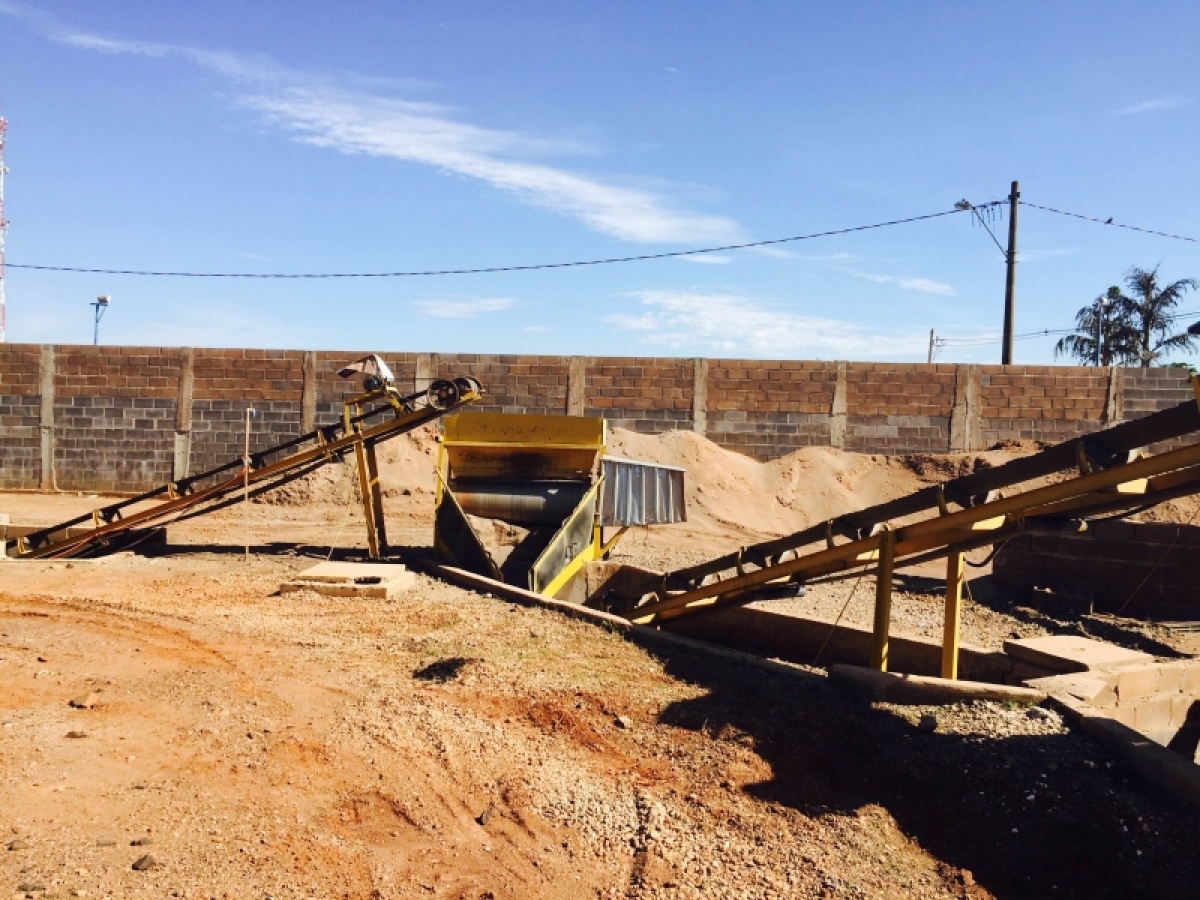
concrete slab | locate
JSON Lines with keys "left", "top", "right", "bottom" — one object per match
{"left": 1003, "top": 635, "right": 1152, "bottom": 674}
{"left": 281, "top": 562, "right": 415, "bottom": 599}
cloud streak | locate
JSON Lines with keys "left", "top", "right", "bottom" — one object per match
{"left": 841, "top": 269, "right": 956, "bottom": 296}
{"left": 1112, "top": 96, "right": 1194, "bottom": 116}
{"left": 46, "top": 28, "right": 742, "bottom": 244}
{"left": 415, "top": 297, "right": 518, "bottom": 318}
{"left": 608, "top": 290, "right": 925, "bottom": 358}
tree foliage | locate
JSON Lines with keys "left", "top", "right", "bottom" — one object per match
{"left": 1054, "top": 266, "right": 1197, "bottom": 367}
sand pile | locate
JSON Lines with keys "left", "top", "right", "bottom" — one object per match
{"left": 257, "top": 423, "right": 441, "bottom": 506}
{"left": 607, "top": 429, "right": 1014, "bottom": 539}
{"left": 254, "top": 422, "right": 1198, "bottom": 541}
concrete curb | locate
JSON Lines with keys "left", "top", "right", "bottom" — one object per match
{"left": 1047, "top": 693, "right": 1200, "bottom": 811}
{"left": 828, "top": 664, "right": 1046, "bottom": 706}
{"left": 427, "top": 564, "right": 823, "bottom": 685}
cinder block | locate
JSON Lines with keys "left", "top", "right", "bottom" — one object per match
{"left": 1108, "top": 706, "right": 1137, "bottom": 728}
{"left": 1183, "top": 665, "right": 1200, "bottom": 697}
{"left": 1134, "top": 697, "right": 1173, "bottom": 733}
{"left": 1158, "top": 664, "right": 1184, "bottom": 696}
{"left": 1115, "top": 665, "right": 1160, "bottom": 703}
{"left": 1171, "top": 696, "right": 1198, "bottom": 729}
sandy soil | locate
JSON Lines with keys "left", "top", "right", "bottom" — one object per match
{"left": 4, "top": 554, "right": 1200, "bottom": 900}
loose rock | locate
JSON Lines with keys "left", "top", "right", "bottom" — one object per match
{"left": 69, "top": 693, "right": 99, "bottom": 710}
{"left": 131, "top": 836, "right": 153, "bottom": 846}
{"left": 65, "top": 730, "right": 88, "bottom": 739}
{"left": 131, "top": 852, "right": 157, "bottom": 871}
{"left": 7, "top": 838, "right": 29, "bottom": 850}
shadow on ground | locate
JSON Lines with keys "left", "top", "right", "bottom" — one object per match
{"left": 649, "top": 643, "right": 1200, "bottom": 900}
{"left": 897, "top": 571, "right": 1186, "bottom": 659}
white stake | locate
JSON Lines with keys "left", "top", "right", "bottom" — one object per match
{"left": 243, "top": 406, "right": 256, "bottom": 561}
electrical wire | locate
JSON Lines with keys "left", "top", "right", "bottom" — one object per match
{"left": 6, "top": 208, "right": 967, "bottom": 279}
{"left": 1020, "top": 201, "right": 1200, "bottom": 245}
{"left": 935, "top": 309, "right": 1200, "bottom": 348}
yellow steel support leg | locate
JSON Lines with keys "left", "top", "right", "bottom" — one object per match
{"left": 353, "top": 437, "right": 380, "bottom": 559}
{"left": 869, "top": 529, "right": 896, "bottom": 672}
{"left": 942, "top": 551, "right": 964, "bottom": 680}
{"left": 365, "top": 440, "right": 388, "bottom": 555}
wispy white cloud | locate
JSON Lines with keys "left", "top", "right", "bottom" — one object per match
{"left": 1112, "top": 96, "right": 1194, "bottom": 116}
{"left": 607, "top": 290, "right": 925, "bottom": 358}
{"left": 678, "top": 254, "right": 734, "bottom": 265}
{"left": 1021, "top": 247, "right": 1077, "bottom": 262}
{"left": 751, "top": 246, "right": 798, "bottom": 260}
{"left": 841, "top": 269, "right": 956, "bottom": 296}
{"left": 523, "top": 324, "right": 550, "bottom": 333}
{"left": 415, "top": 297, "right": 517, "bottom": 318}
{"left": 43, "top": 27, "right": 742, "bottom": 244}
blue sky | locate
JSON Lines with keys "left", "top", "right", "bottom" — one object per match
{"left": 1, "top": 1, "right": 1199, "bottom": 363}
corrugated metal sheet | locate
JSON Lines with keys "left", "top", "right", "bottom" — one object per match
{"left": 600, "top": 456, "right": 687, "bottom": 526}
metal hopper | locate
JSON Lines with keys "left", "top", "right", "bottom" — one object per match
{"left": 433, "top": 412, "right": 686, "bottom": 598}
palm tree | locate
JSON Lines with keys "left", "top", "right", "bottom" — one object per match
{"left": 1117, "top": 266, "right": 1198, "bottom": 367}
{"left": 1054, "top": 286, "right": 1133, "bottom": 366}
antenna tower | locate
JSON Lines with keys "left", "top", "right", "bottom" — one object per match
{"left": 0, "top": 117, "right": 7, "bottom": 342}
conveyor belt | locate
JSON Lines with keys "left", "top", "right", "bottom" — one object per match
{"left": 608, "top": 378, "right": 1200, "bottom": 627}
{"left": 11, "top": 376, "right": 483, "bottom": 560}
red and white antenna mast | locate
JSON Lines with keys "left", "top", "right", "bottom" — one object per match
{"left": 0, "top": 117, "right": 8, "bottom": 343}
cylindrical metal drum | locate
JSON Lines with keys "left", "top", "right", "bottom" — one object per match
{"left": 451, "top": 480, "right": 588, "bottom": 526}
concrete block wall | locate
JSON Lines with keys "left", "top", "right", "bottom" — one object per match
{"left": 707, "top": 360, "right": 834, "bottom": 459}
{"left": 845, "top": 362, "right": 957, "bottom": 454}
{"left": 0, "top": 344, "right": 42, "bottom": 490}
{"left": 0, "top": 342, "right": 1195, "bottom": 493}
{"left": 584, "top": 356, "right": 693, "bottom": 433}
{"left": 435, "top": 354, "right": 569, "bottom": 417}
{"left": 994, "top": 520, "right": 1200, "bottom": 621}
{"left": 50, "top": 346, "right": 182, "bottom": 493}
{"left": 980, "top": 367, "right": 1108, "bottom": 444}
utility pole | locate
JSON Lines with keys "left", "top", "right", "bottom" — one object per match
{"left": 1001, "top": 180, "right": 1019, "bottom": 365}
{"left": 927, "top": 329, "right": 935, "bottom": 364}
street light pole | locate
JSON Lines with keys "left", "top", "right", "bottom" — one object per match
{"left": 91, "top": 295, "right": 110, "bottom": 345}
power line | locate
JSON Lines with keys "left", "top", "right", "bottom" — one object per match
{"left": 936, "top": 309, "right": 1200, "bottom": 348}
{"left": 1019, "top": 201, "right": 1200, "bottom": 245}
{"left": 6, "top": 208, "right": 967, "bottom": 279}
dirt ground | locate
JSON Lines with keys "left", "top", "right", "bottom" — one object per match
{"left": 5, "top": 552, "right": 1200, "bottom": 900}
{"left": 4, "top": 426, "right": 1200, "bottom": 898}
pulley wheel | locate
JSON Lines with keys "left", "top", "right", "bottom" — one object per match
{"left": 427, "top": 378, "right": 461, "bottom": 410}
{"left": 453, "top": 376, "right": 482, "bottom": 399}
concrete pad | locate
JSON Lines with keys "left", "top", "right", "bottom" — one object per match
{"left": 281, "top": 562, "right": 415, "bottom": 599}
{"left": 1003, "top": 635, "right": 1151, "bottom": 674}
{"left": 1024, "top": 673, "right": 1116, "bottom": 708}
